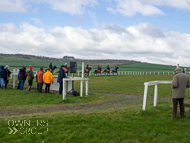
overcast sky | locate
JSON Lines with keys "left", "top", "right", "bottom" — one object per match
{"left": 0, "top": 0, "right": 190, "bottom": 66}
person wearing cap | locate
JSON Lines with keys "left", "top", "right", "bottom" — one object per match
{"left": 171, "top": 68, "right": 190, "bottom": 119}
{"left": 57, "top": 65, "right": 66, "bottom": 94}
{"left": 26, "top": 66, "right": 34, "bottom": 91}
{"left": 18, "top": 66, "right": 26, "bottom": 90}
{"left": 43, "top": 67, "right": 54, "bottom": 93}
{"left": 4, "top": 65, "right": 11, "bottom": 89}
{"left": 0, "top": 65, "right": 6, "bottom": 89}
{"left": 37, "top": 67, "right": 44, "bottom": 93}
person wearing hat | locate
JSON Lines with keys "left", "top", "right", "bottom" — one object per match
{"left": 26, "top": 66, "right": 34, "bottom": 91}
{"left": 37, "top": 67, "right": 44, "bottom": 93}
{"left": 57, "top": 65, "right": 66, "bottom": 94}
{"left": 171, "top": 68, "right": 190, "bottom": 119}
{"left": 43, "top": 67, "right": 54, "bottom": 93}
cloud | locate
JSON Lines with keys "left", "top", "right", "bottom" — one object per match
{"left": 30, "top": 18, "right": 42, "bottom": 24}
{"left": 107, "top": 0, "right": 190, "bottom": 16}
{"left": 0, "top": 0, "right": 29, "bottom": 12}
{"left": 45, "top": 0, "right": 99, "bottom": 15}
{"left": 0, "top": 23, "right": 20, "bottom": 33}
{"left": 0, "top": 0, "right": 98, "bottom": 15}
{"left": 107, "top": 0, "right": 164, "bottom": 16}
{"left": 1, "top": 22, "right": 190, "bottom": 66}
{"left": 102, "top": 23, "right": 128, "bottom": 34}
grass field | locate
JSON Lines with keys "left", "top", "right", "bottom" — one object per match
{"left": 1, "top": 75, "right": 190, "bottom": 142}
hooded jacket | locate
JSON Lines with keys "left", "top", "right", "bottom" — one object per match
{"left": 19, "top": 68, "right": 26, "bottom": 80}
{"left": 57, "top": 66, "right": 66, "bottom": 83}
{"left": 26, "top": 70, "right": 34, "bottom": 80}
{"left": 43, "top": 70, "right": 54, "bottom": 84}
{"left": 171, "top": 71, "right": 190, "bottom": 98}
{"left": 0, "top": 65, "right": 5, "bottom": 79}
{"left": 4, "top": 68, "right": 11, "bottom": 81}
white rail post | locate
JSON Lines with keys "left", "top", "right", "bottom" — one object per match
{"left": 80, "top": 62, "right": 84, "bottom": 97}
{"left": 86, "top": 80, "right": 88, "bottom": 96}
{"left": 154, "top": 83, "right": 158, "bottom": 107}
{"left": 13, "top": 69, "right": 16, "bottom": 88}
{"left": 63, "top": 79, "right": 66, "bottom": 100}
{"left": 142, "top": 83, "right": 149, "bottom": 111}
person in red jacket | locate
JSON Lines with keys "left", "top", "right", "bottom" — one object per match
{"left": 37, "top": 67, "right": 44, "bottom": 93}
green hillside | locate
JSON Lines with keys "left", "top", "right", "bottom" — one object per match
{"left": 0, "top": 54, "right": 189, "bottom": 72}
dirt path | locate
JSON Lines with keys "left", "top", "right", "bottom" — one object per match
{"left": 1, "top": 92, "right": 190, "bottom": 117}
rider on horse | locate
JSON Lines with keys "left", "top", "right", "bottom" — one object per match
{"left": 107, "top": 65, "right": 110, "bottom": 71}
{"left": 97, "top": 65, "right": 101, "bottom": 73}
{"left": 113, "top": 66, "right": 117, "bottom": 72}
{"left": 85, "top": 65, "right": 89, "bottom": 73}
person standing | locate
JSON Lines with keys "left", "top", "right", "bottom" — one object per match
{"left": 37, "top": 67, "right": 44, "bottom": 93}
{"left": 4, "top": 65, "right": 11, "bottom": 89}
{"left": 171, "top": 68, "right": 190, "bottom": 119}
{"left": 43, "top": 68, "right": 54, "bottom": 93}
{"left": 0, "top": 65, "right": 5, "bottom": 89}
{"left": 18, "top": 66, "right": 26, "bottom": 90}
{"left": 57, "top": 65, "right": 66, "bottom": 94}
{"left": 64, "top": 63, "right": 67, "bottom": 68}
{"left": 25, "top": 66, "right": 34, "bottom": 91}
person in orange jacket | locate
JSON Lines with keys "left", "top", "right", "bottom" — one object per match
{"left": 43, "top": 67, "right": 54, "bottom": 93}
{"left": 37, "top": 67, "right": 44, "bottom": 93}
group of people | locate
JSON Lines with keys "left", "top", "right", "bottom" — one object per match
{"left": 16, "top": 63, "right": 67, "bottom": 94}
{"left": 0, "top": 65, "right": 11, "bottom": 89}
{"left": 0, "top": 62, "right": 68, "bottom": 95}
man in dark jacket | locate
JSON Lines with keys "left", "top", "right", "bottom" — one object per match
{"left": 18, "top": 67, "right": 26, "bottom": 90}
{"left": 0, "top": 65, "right": 5, "bottom": 89}
{"left": 57, "top": 65, "right": 66, "bottom": 94}
{"left": 171, "top": 68, "right": 190, "bottom": 119}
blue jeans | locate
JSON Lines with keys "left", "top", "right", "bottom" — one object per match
{"left": 0, "top": 78, "right": 4, "bottom": 87}
{"left": 19, "top": 80, "right": 25, "bottom": 90}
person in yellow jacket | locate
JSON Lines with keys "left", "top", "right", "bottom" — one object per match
{"left": 43, "top": 68, "right": 54, "bottom": 93}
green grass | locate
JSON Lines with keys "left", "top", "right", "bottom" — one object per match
{"left": 73, "top": 75, "right": 190, "bottom": 98}
{"left": 1, "top": 100, "right": 190, "bottom": 143}
{"left": 1, "top": 75, "right": 190, "bottom": 142}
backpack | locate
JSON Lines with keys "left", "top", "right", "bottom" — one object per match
{"left": 72, "top": 90, "right": 79, "bottom": 96}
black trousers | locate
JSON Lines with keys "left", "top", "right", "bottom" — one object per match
{"left": 59, "top": 82, "right": 63, "bottom": 94}
{"left": 172, "top": 98, "right": 185, "bottom": 119}
{"left": 45, "top": 83, "right": 50, "bottom": 93}
{"left": 37, "top": 82, "right": 43, "bottom": 93}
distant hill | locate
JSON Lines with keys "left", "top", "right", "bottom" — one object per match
{"left": 0, "top": 53, "right": 189, "bottom": 71}
{"left": 0, "top": 53, "right": 139, "bottom": 67}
